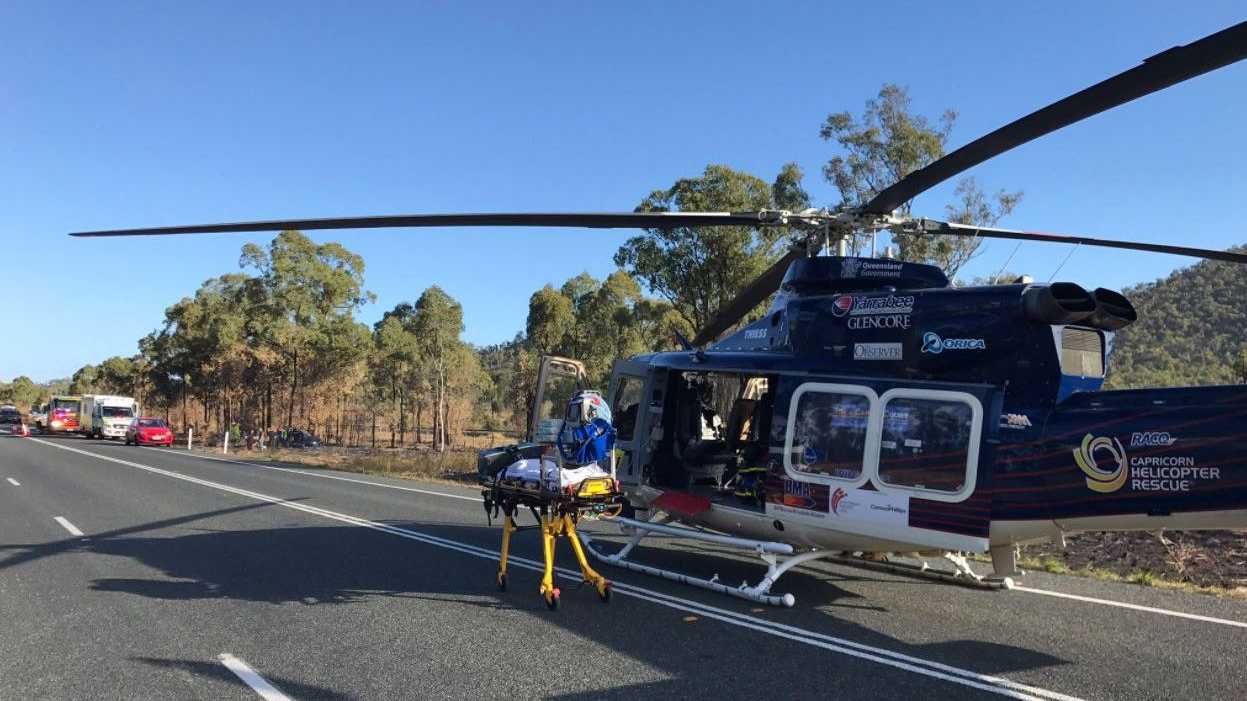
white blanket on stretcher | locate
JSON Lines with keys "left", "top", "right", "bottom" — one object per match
{"left": 500, "top": 458, "right": 609, "bottom": 488}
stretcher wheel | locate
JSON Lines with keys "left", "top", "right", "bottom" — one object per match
{"left": 597, "top": 581, "right": 611, "bottom": 603}
{"left": 545, "top": 588, "right": 561, "bottom": 610}
{"left": 497, "top": 572, "right": 507, "bottom": 591}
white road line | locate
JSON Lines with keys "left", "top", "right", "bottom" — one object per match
{"left": 53, "top": 516, "right": 85, "bottom": 537}
{"left": 218, "top": 653, "right": 292, "bottom": 701}
{"left": 151, "top": 447, "right": 1247, "bottom": 633}
{"left": 6, "top": 478, "right": 19, "bottom": 486}
{"left": 146, "top": 448, "right": 480, "bottom": 502}
{"left": 33, "top": 438, "right": 1075, "bottom": 701}
{"left": 1013, "top": 585, "right": 1247, "bottom": 630}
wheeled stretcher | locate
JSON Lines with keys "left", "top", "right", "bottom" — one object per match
{"left": 481, "top": 453, "right": 623, "bottom": 609}
{"left": 478, "top": 391, "right": 623, "bottom": 610}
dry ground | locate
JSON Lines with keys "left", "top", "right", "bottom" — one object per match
{"left": 1019, "top": 530, "right": 1247, "bottom": 594}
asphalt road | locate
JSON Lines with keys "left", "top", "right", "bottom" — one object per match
{"left": 2, "top": 435, "right": 1245, "bottom": 700}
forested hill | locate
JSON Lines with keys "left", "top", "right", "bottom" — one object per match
{"left": 1105, "top": 245, "right": 1247, "bottom": 389}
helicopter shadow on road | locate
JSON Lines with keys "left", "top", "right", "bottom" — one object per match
{"left": 1, "top": 503, "right": 1067, "bottom": 689}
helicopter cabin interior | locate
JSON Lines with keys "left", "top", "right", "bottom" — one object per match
{"left": 635, "top": 371, "right": 773, "bottom": 502}
{"left": 525, "top": 355, "right": 986, "bottom": 520}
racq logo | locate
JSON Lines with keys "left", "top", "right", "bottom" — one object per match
{"left": 1130, "top": 432, "right": 1176, "bottom": 447}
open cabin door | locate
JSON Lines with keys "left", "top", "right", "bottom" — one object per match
{"left": 528, "top": 356, "right": 587, "bottom": 445}
{"left": 607, "top": 359, "right": 655, "bottom": 487}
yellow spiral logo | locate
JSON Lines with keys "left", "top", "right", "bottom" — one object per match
{"left": 1072, "top": 434, "right": 1128, "bottom": 493}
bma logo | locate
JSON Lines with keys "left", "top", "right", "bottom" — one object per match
{"left": 921, "top": 332, "right": 986, "bottom": 354}
{"left": 781, "top": 478, "right": 817, "bottom": 509}
{"left": 1073, "top": 433, "right": 1128, "bottom": 493}
{"left": 831, "top": 487, "right": 847, "bottom": 515}
{"left": 831, "top": 295, "right": 854, "bottom": 317}
{"left": 1131, "top": 432, "right": 1176, "bottom": 447}
{"left": 1000, "top": 413, "right": 1033, "bottom": 429}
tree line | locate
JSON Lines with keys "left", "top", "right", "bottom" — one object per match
{"left": 9, "top": 84, "right": 1093, "bottom": 447}
{"left": 1105, "top": 247, "right": 1247, "bottom": 389}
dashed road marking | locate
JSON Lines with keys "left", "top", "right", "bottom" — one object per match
{"left": 6, "top": 478, "right": 19, "bottom": 486}
{"left": 35, "top": 437, "right": 1080, "bottom": 701}
{"left": 53, "top": 516, "right": 84, "bottom": 537}
{"left": 218, "top": 653, "right": 292, "bottom": 701}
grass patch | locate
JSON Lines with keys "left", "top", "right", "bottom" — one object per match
{"left": 985, "top": 552, "right": 1247, "bottom": 600}
{"left": 199, "top": 445, "right": 481, "bottom": 485}
{"left": 1040, "top": 557, "right": 1070, "bottom": 574}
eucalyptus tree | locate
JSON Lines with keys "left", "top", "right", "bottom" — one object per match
{"left": 615, "top": 163, "right": 811, "bottom": 336}
{"left": 820, "top": 83, "right": 1021, "bottom": 274}
{"left": 240, "top": 230, "right": 373, "bottom": 426}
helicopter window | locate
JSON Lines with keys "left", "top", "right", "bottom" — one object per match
{"left": 876, "top": 392, "right": 981, "bottom": 498}
{"left": 786, "top": 386, "right": 875, "bottom": 482}
{"left": 611, "top": 376, "right": 643, "bottom": 441}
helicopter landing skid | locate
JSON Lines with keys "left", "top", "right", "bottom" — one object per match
{"left": 577, "top": 515, "right": 830, "bottom": 607}
{"left": 823, "top": 552, "right": 1015, "bottom": 590}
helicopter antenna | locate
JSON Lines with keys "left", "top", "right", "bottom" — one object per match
{"left": 990, "top": 241, "right": 1024, "bottom": 284}
{"left": 1047, "top": 242, "right": 1081, "bottom": 282}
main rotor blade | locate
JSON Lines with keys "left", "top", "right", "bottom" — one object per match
{"left": 862, "top": 21, "right": 1247, "bottom": 215}
{"left": 919, "top": 220, "right": 1247, "bottom": 264}
{"left": 692, "top": 248, "right": 804, "bottom": 347}
{"left": 69, "top": 211, "right": 782, "bottom": 237}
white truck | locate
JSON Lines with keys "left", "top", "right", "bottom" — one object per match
{"left": 81, "top": 395, "right": 139, "bottom": 440}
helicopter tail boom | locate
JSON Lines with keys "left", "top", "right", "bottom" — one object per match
{"left": 992, "top": 384, "right": 1247, "bottom": 539}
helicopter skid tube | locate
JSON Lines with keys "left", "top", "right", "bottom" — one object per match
{"left": 824, "top": 554, "right": 1015, "bottom": 591}
{"left": 607, "top": 515, "right": 795, "bottom": 555}
{"left": 578, "top": 524, "right": 827, "bottom": 607}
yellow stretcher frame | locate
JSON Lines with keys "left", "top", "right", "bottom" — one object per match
{"left": 486, "top": 475, "right": 623, "bottom": 610}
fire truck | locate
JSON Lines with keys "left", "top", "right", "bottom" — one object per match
{"left": 45, "top": 395, "right": 82, "bottom": 434}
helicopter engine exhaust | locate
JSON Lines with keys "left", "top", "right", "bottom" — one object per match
{"left": 1021, "top": 282, "right": 1096, "bottom": 324}
{"left": 1085, "top": 287, "right": 1138, "bottom": 330}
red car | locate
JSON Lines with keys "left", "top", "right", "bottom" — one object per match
{"left": 126, "top": 417, "right": 174, "bottom": 447}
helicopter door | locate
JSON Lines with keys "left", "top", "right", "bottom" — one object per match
{"left": 783, "top": 382, "right": 992, "bottom": 553}
{"left": 607, "top": 359, "right": 653, "bottom": 486}
{"left": 528, "top": 356, "right": 587, "bottom": 444}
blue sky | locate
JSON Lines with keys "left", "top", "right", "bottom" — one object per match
{"left": 2, "top": 2, "right": 1244, "bottom": 381}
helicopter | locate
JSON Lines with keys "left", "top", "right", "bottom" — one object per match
{"left": 72, "top": 21, "right": 1247, "bottom": 606}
